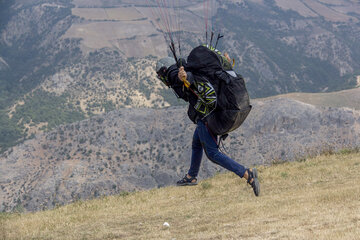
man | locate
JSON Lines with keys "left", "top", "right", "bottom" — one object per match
{"left": 155, "top": 53, "right": 260, "bottom": 196}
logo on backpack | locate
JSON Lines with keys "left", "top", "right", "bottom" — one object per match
{"left": 193, "top": 80, "right": 217, "bottom": 117}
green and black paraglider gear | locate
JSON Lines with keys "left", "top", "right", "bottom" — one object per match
{"left": 192, "top": 76, "right": 217, "bottom": 118}
{"left": 186, "top": 45, "right": 252, "bottom": 136}
{"left": 179, "top": 66, "right": 217, "bottom": 119}
{"left": 203, "top": 44, "right": 234, "bottom": 71}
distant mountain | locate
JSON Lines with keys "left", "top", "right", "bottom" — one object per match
{"left": 1, "top": 98, "right": 360, "bottom": 212}
{"left": 1, "top": 0, "right": 360, "bottom": 152}
{"left": 218, "top": 0, "right": 360, "bottom": 96}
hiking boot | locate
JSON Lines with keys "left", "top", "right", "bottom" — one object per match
{"left": 177, "top": 175, "right": 198, "bottom": 186}
{"left": 247, "top": 168, "right": 260, "bottom": 196}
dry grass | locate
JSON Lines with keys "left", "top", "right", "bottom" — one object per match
{"left": 1, "top": 152, "right": 360, "bottom": 239}
{"left": 260, "top": 88, "right": 360, "bottom": 110}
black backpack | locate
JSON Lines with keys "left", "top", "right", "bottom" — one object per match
{"left": 186, "top": 45, "right": 252, "bottom": 136}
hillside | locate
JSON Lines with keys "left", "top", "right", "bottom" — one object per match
{"left": 1, "top": 98, "right": 360, "bottom": 212}
{"left": 263, "top": 87, "right": 360, "bottom": 110}
{"left": 1, "top": 0, "right": 360, "bottom": 152}
{"left": 1, "top": 151, "right": 360, "bottom": 239}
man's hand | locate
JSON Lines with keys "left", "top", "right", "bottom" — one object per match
{"left": 224, "top": 52, "right": 231, "bottom": 62}
{"left": 178, "top": 66, "right": 187, "bottom": 82}
{"left": 178, "top": 66, "right": 191, "bottom": 88}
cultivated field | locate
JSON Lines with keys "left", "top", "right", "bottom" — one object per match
{"left": 72, "top": 8, "right": 143, "bottom": 21}
{"left": 1, "top": 151, "right": 360, "bottom": 239}
{"left": 65, "top": 2, "right": 204, "bottom": 57}
{"left": 274, "top": 0, "right": 359, "bottom": 22}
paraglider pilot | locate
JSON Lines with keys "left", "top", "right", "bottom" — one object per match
{"left": 155, "top": 48, "right": 260, "bottom": 196}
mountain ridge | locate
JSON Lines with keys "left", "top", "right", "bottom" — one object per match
{"left": 1, "top": 0, "right": 360, "bottom": 151}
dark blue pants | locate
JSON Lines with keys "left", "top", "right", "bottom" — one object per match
{"left": 188, "top": 120, "right": 247, "bottom": 178}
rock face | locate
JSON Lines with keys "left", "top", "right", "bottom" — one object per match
{"left": 0, "top": 57, "right": 9, "bottom": 71}
{"left": 1, "top": 98, "right": 360, "bottom": 212}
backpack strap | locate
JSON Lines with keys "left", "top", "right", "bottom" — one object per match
{"left": 215, "top": 70, "right": 231, "bottom": 84}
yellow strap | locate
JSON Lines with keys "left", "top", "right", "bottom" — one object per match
{"left": 182, "top": 76, "right": 191, "bottom": 88}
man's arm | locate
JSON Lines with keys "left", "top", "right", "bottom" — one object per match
{"left": 166, "top": 65, "right": 190, "bottom": 101}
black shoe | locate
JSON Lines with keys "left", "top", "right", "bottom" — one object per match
{"left": 247, "top": 168, "right": 260, "bottom": 196}
{"left": 177, "top": 175, "right": 198, "bottom": 186}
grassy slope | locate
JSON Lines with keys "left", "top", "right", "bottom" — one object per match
{"left": 1, "top": 151, "right": 360, "bottom": 239}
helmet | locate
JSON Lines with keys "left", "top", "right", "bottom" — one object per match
{"left": 155, "top": 57, "right": 176, "bottom": 86}
{"left": 155, "top": 57, "right": 176, "bottom": 73}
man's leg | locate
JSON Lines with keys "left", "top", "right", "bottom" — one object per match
{"left": 196, "top": 120, "right": 246, "bottom": 178}
{"left": 188, "top": 124, "right": 203, "bottom": 177}
{"left": 177, "top": 124, "right": 203, "bottom": 185}
{"left": 196, "top": 120, "right": 260, "bottom": 196}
